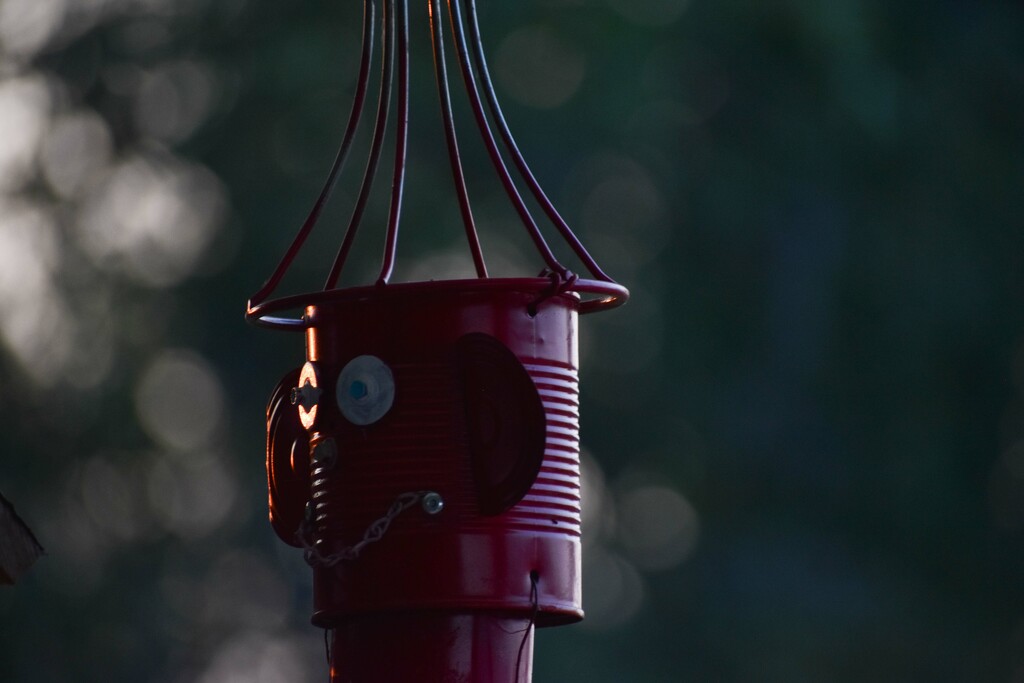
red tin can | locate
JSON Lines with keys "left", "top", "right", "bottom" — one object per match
{"left": 267, "top": 278, "right": 588, "bottom": 681}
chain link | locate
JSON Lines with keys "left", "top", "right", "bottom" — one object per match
{"left": 298, "top": 491, "right": 427, "bottom": 567}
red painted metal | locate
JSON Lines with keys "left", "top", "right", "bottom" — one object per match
{"left": 250, "top": 1, "right": 630, "bottom": 679}
{"left": 264, "top": 280, "right": 586, "bottom": 681}
{"left": 330, "top": 613, "right": 534, "bottom": 682}
{"left": 305, "top": 280, "right": 581, "bottom": 623}
{"left": 266, "top": 368, "right": 308, "bottom": 547}
{"left": 245, "top": 0, "right": 629, "bottom": 330}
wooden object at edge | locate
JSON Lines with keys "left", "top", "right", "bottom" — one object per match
{"left": 0, "top": 490, "right": 44, "bottom": 585}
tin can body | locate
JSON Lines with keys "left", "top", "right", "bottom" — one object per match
{"left": 300, "top": 281, "right": 584, "bottom": 631}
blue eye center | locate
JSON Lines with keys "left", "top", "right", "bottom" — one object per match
{"left": 349, "top": 380, "right": 368, "bottom": 400}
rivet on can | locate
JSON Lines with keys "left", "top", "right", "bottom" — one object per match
{"left": 421, "top": 492, "right": 445, "bottom": 515}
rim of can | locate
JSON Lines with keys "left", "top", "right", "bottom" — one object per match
{"left": 246, "top": 276, "right": 628, "bottom": 331}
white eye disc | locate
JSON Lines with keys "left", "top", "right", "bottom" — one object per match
{"left": 336, "top": 355, "right": 395, "bottom": 425}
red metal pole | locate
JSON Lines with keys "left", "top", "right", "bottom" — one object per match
{"left": 330, "top": 614, "right": 533, "bottom": 682}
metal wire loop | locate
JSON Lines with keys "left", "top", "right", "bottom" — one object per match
{"left": 527, "top": 269, "right": 579, "bottom": 316}
{"left": 245, "top": 0, "right": 628, "bottom": 329}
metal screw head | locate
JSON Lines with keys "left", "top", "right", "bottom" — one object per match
{"left": 421, "top": 492, "right": 445, "bottom": 515}
{"left": 291, "top": 379, "right": 321, "bottom": 411}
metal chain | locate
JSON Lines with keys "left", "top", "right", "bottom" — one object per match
{"left": 298, "top": 491, "right": 427, "bottom": 567}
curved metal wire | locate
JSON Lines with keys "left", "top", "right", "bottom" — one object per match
{"left": 429, "top": 0, "right": 487, "bottom": 278}
{"left": 248, "top": 0, "right": 376, "bottom": 310}
{"left": 445, "top": 0, "right": 569, "bottom": 280}
{"left": 325, "top": 0, "right": 396, "bottom": 290}
{"left": 462, "top": 0, "right": 616, "bottom": 283}
{"left": 246, "top": 0, "right": 628, "bottom": 328}
{"left": 376, "top": 0, "right": 410, "bottom": 285}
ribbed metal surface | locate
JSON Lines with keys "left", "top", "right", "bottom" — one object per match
{"left": 510, "top": 361, "right": 582, "bottom": 537}
{"left": 310, "top": 358, "right": 581, "bottom": 545}
{"left": 302, "top": 289, "right": 584, "bottom": 625}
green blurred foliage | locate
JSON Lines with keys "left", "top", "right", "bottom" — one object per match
{"left": 1, "top": 0, "right": 1022, "bottom": 681}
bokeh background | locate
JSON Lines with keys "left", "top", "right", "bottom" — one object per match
{"left": 2, "top": 0, "right": 1023, "bottom": 680}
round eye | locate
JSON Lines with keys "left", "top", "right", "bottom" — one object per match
{"left": 336, "top": 355, "right": 395, "bottom": 425}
